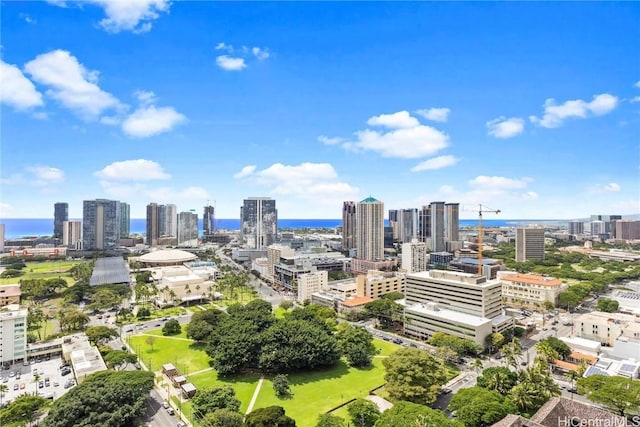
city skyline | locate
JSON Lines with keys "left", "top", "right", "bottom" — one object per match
{"left": 1, "top": 2, "right": 639, "bottom": 220}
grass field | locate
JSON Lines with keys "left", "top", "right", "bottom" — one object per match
{"left": 0, "top": 260, "right": 83, "bottom": 285}
{"left": 128, "top": 331, "right": 211, "bottom": 374}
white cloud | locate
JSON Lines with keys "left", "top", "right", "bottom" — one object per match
{"left": 19, "top": 13, "right": 36, "bottom": 24}
{"left": 243, "top": 162, "right": 359, "bottom": 205}
{"left": 252, "top": 47, "right": 270, "bottom": 60}
{"left": 85, "top": 0, "right": 170, "bottom": 33}
{"left": 469, "top": 176, "right": 531, "bottom": 190}
{"left": 367, "top": 111, "right": 420, "bottom": 129}
{"left": 215, "top": 42, "right": 233, "bottom": 52}
{"left": 324, "top": 111, "right": 449, "bottom": 159}
{"left": 0, "top": 60, "right": 44, "bottom": 110}
{"left": 634, "top": 81, "right": 640, "bottom": 89}
{"left": 410, "top": 155, "right": 459, "bottom": 172}
{"left": 122, "top": 105, "right": 186, "bottom": 137}
{"left": 630, "top": 96, "right": 640, "bottom": 103}
{"left": 94, "top": 159, "right": 171, "bottom": 181}
{"left": 134, "top": 89, "right": 156, "bottom": 105}
{"left": 1, "top": 165, "right": 64, "bottom": 187}
{"left": 529, "top": 93, "right": 619, "bottom": 128}
{"left": 234, "top": 165, "right": 257, "bottom": 179}
{"left": 216, "top": 55, "right": 247, "bottom": 71}
{"left": 486, "top": 116, "right": 525, "bottom": 138}
{"left": 24, "top": 49, "right": 120, "bottom": 119}
{"left": 318, "top": 135, "right": 344, "bottom": 146}
{"left": 589, "top": 182, "right": 622, "bottom": 193}
{"left": 415, "top": 107, "right": 450, "bottom": 123}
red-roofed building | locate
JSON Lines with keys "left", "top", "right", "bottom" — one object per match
{"left": 339, "top": 296, "right": 374, "bottom": 315}
{"left": 499, "top": 272, "right": 568, "bottom": 307}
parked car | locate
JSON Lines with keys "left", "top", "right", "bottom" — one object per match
{"left": 166, "top": 407, "right": 175, "bottom": 415}
{"left": 162, "top": 402, "right": 170, "bottom": 409}
{"left": 13, "top": 384, "right": 18, "bottom": 391}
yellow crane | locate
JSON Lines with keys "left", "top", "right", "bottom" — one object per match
{"left": 477, "top": 204, "right": 501, "bottom": 275}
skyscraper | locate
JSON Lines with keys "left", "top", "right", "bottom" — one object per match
{"left": 342, "top": 201, "right": 357, "bottom": 251}
{"left": 356, "top": 197, "right": 384, "bottom": 261}
{"left": 82, "top": 199, "right": 121, "bottom": 250}
{"left": 398, "top": 208, "right": 419, "bottom": 243}
{"left": 147, "top": 203, "right": 177, "bottom": 246}
{"left": 178, "top": 211, "right": 199, "bottom": 246}
{"left": 515, "top": 228, "right": 545, "bottom": 262}
{"left": 53, "top": 202, "right": 68, "bottom": 240}
{"left": 146, "top": 203, "right": 159, "bottom": 246}
{"left": 120, "top": 202, "right": 130, "bottom": 238}
{"left": 203, "top": 205, "right": 215, "bottom": 236}
{"left": 444, "top": 203, "right": 459, "bottom": 243}
{"left": 63, "top": 220, "right": 82, "bottom": 249}
{"left": 430, "top": 201, "right": 445, "bottom": 252}
{"left": 590, "top": 214, "right": 622, "bottom": 236}
{"left": 418, "top": 205, "right": 431, "bottom": 243}
{"left": 240, "top": 197, "right": 278, "bottom": 249}
{"left": 568, "top": 221, "right": 584, "bottom": 235}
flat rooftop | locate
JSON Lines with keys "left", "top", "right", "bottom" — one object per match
{"left": 405, "top": 302, "right": 492, "bottom": 327}
{"left": 90, "top": 257, "right": 130, "bottom": 286}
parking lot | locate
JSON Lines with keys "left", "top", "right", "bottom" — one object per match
{"left": 1, "top": 356, "right": 76, "bottom": 406}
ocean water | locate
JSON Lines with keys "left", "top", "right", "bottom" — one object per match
{"left": 0, "top": 218, "right": 563, "bottom": 239}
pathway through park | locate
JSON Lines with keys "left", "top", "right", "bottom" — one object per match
{"left": 245, "top": 376, "right": 265, "bottom": 414}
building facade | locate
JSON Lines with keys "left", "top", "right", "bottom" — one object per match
{"left": 0, "top": 304, "right": 28, "bottom": 364}
{"left": 429, "top": 201, "right": 446, "bottom": 252}
{"left": 147, "top": 203, "right": 177, "bottom": 246}
{"left": 568, "top": 221, "right": 584, "bottom": 236}
{"left": 203, "top": 205, "right": 215, "bottom": 236}
{"left": 397, "top": 208, "right": 419, "bottom": 243}
{"left": 62, "top": 220, "right": 82, "bottom": 249}
{"left": 418, "top": 205, "right": 431, "bottom": 244}
{"left": 297, "top": 270, "right": 329, "bottom": 303}
{"left": 444, "top": 202, "right": 459, "bottom": 243}
{"left": 499, "top": 272, "right": 568, "bottom": 307}
{"left": 241, "top": 197, "right": 278, "bottom": 249}
{"left": 356, "top": 270, "right": 405, "bottom": 299}
{"left": 342, "top": 201, "right": 357, "bottom": 251}
{"left": 119, "top": 202, "right": 130, "bottom": 238}
{"left": 401, "top": 240, "right": 429, "bottom": 273}
{"left": 267, "top": 245, "right": 296, "bottom": 281}
{"left": 591, "top": 214, "right": 622, "bottom": 237}
{"left": 177, "top": 211, "right": 198, "bottom": 246}
{"left": 82, "top": 199, "right": 121, "bottom": 250}
{"left": 515, "top": 227, "right": 545, "bottom": 262}
{"left": 615, "top": 220, "right": 640, "bottom": 240}
{"left": 53, "top": 202, "right": 68, "bottom": 240}
{"left": 356, "top": 197, "right": 384, "bottom": 261}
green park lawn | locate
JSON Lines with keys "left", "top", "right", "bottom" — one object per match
{"left": 0, "top": 260, "right": 82, "bottom": 285}
{"left": 128, "top": 330, "right": 211, "bottom": 374}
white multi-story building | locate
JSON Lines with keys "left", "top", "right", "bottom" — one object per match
{"left": 267, "top": 245, "right": 295, "bottom": 281}
{"left": 515, "top": 227, "right": 545, "bottom": 262}
{"left": 575, "top": 311, "right": 640, "bottom": 346}
{"left": 401, "top": 239, "right": 429, "bottom": 273}
{"left": 356, "top": 197, "right": 384, "bottom": 261}
{"left": 499, "top": 272, "right": 568, "bottom": 307}
{"left": 63, "top": 220, "right": 82, "bottom": 249}
{"left": 406, "top": 270, "right": 503, "bottom": 318}
{"left": 0, "top": 304, "right": 28, "bottom": 364}
{"left": 297, "top": 270, "right": 328, "bottom": 303}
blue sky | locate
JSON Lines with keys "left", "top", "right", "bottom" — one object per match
{"left": 1, "top": 1, "right": 639, "bottom": 220}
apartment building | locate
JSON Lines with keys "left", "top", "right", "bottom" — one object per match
{"left": 499, "top": 272, "right": 568, "bottom": 307}
{"left": 515, "top": 228, "right": 545, "bottom": 262}
{"left": 0, "top": 285, "right": 21, "bottom": 307}
{"left": 0, "top": 304, "right": 28, "bottom": 364}
{"left": 297, "top": 270, "right": 328, "bottom": 303}
{"left": 401, "top": 239, "right": 429, "bottom": 273}
{"left": 356, "top": 270, "right": 405, "bottom": 299}
{"left": 266, "top": 245, "right": 295, "bottom": 281}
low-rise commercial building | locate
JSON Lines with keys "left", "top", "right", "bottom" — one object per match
{"left": 499, "top": 272, "right": 568, "bottom": 307}
{"left": 297, "top": 270, "right": 329, "bottom": 303}
{"left": 0, "top": 285, "right": 21, "bottom": 306}
{"left": 574, "top": 311, "right": 640, "bottom": 346}
{"left": 356, "top": 270, "right": 405, "bottom": 299}
{"left": 62, "top": 335, "right": 107, "bottom": 383}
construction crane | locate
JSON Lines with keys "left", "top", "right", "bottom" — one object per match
{"left": 477, "top": 204, "right": 501, "bottom": 275}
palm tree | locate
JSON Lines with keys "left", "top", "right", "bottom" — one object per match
{"left": 510, "top": 381, "right": 537, "bottom": 413}
{"left": 484, "top": 368, "right": 513, "bottom": 395}
{"left": 195, "top": 284, "right": 201, "bottom": 301}
{"left": 471, "top": 358, "right": 484, "bottom": 374}
{"left": 535, "top": 341, "right": 560, "bottom": 366}
{"left": 501, "top": 338, "right": 524, "bottom": 370}
{"left": 184, "top": 284, "right": 191, "bottom": 306}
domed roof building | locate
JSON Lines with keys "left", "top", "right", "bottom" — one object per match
{"left": 138, "top": 249, "right": 198, "bottom": 267}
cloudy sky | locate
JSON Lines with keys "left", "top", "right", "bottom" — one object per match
{"left": 1, "top": 1, "right": 638, "bottom": 220}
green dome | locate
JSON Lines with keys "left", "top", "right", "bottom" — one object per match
{"left": 360, "top": 196, "right": 380, "bottom": 203}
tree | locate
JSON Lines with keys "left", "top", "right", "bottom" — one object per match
{"left": 382, "top": 348, "right": 447, "bottom": 404}
{"left": 103, "top": 350, "right": 138, "bottom": 370}
{"left": 200, "top": 409, "right": 243, "bottom": 427}
{"left": 244, "top": 406, "right": 296, "bottom": 427}
{"left": 334, "top": 323, "right": 377, "bottom": 367}
{"left": 510, "top": 362, "right": 560, "bottom": 414}
{"left": 192, "top": 386, "right": 241, "bottom": 418}
{"left": 58, "top": 308, "right": 90, "bottom": 332}
{"left": 187, "top": 319, "right": 216, "bottom": 341}
{"left": 146, "top": 335, "right": 157, "bottom": 352}
{"left": 596, "top": 298, "right": 619, "bottom": 313}
{"left": 476, "top": 367, "right": 519, "bottom": 395}
{"left": 539, "top": 336, "right": 571, "bottom": 360}
{"left": 363, "top": 298, "right": 403, "bottom": 328}
{"left": 137, "top": 306, "right": 151, "bottom": 319}
{"left": 471, "top": 358, "right": 484, "bottom": 374}
{"left": 41, "top": 370, "right": 154, "bottom": 427}
{"left": 577, "top": 375, "right": 640, "bottom": 417}
{"left": 448, "top": 386, "right": 517, "bottom": 427}
{"left": 535, "top": 341, "right": 560, "bottom": 364}
{"left": 89, "top": 289, "right": 122, "bottom": 311}
{"left": 347, "top": 398, "right": 380, "bottom": 427}
{"left": 500, "top": 338, "right": 523, "bottom": 370}
{"left": 279, "top": 300, "right": 294, "bottom": 310}
{"left": 315, "top": 413, "right": 345, "bottom": 427}
{"left": 85, "top": 326, "right": 119, "bottom": 345}
{"left": 486, "top": 332, "right": 505, "bottom": 353}
{"left": 0, "top": 394, "right": 49, "bottom": 426}
{"left": 273, "top": 374, "right": 291, "bottom": 397}
{"left": 375, "top": 401, "right": 463, "bottom": 427}
{"left": 162, "top": 319, "right": 181, "bottom": 336}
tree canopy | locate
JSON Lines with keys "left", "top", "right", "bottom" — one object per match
{"left": 41, "top": 370, "right": 154, "bottom": 427}
{"left": 382, "top": 348, "right": 447, "bottom": 404}
{"left": 192, "top": 386, "right": 241, "bottom": 419}
{"left": 347, "top": 398, "right": 380, "bottom": 427}
{"left": 448, "top": 386, "right": 517, "bottom": 427}
{"left": 334, "top": 323, "right": 377, "bottom": 367}
{"left": 596, "top": 298, "right": 619, "bottom": 313}
{"left": 162, "top": 318, "right": 181, "bottom": 336}
{"left": 0, "top": 394, "right": 49, "bottom": 426}
{"left": 375, "top": 401, "right": 463, "bottom": 427}
{"left": 577, "top": 375, "right": 640, "bottom": 416}
{"left": 244, "top": 406, "right": 296, "bottom": 427}
{"left": 85, "top": 325, "right": 119, "bottom": 345}
{"left": 476, "top": 366, "right": 519, "bottom": 395}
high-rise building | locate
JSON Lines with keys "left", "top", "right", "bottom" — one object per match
{"left": 356, "top": 197, "right": 384, "bottom": 261}
{"left": 120, "top": 202, "right": 130, "bottom": 238}
{"left": 0, "top": 224, "right": 4, "bottom": 253}
{"left": 146, "top": 203, "right": 160, "bottom": 246}
{"left": 203, "top": 205, "right": 215, "bottom": 236}
{"left": 82, "top": 199, "right": 121, "bottom": 250}
{"left": 0, "top": 304, "right": 28, "bottom": 363}
{"left": 342, "top": 201, "right": 357, "bottom": 251}
{"left": 515, "top": 227, "right": 545, "bottom": 262}
{"left": 54, "top": 202, "right": 68, "bottom": 240}
{"left": 430, "top": 201, "right": 445, "bottom": 252}
{"left": 590, "top": 214, "right": 622, "bottom": 236}
{"left": 401, "top": 239, "right": 429, "bottom": 273}
{"left": 388, "top": 209, "right": 399, "bottom": 241}
{"left": 147, "top": 203, "right": 177, "bottom": 246}
{"left": 568, "top": 221, "right": 584, "bottom": 236}
{"left": 177, "top": 211, "right": 199, "bottom": 246}
{"left": 398, "top": 208, "right": 419, "bottom": 244}
{"left": 444, "top": 203, "right": 459, "bottom": 243}
{"left": 591, "top": 221, "right": 605, "bottom": 236}
{"left": 63, "top": 220, "right": 82, "bottom": 249}
{"left": 240, "top": 197, "right": 278, "bottom": 249}
{"left": 418, "top": 205, "right": 431, "bottom": 243}
{"left": 615, "top": 220, "right": 640, "bottom": 240}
